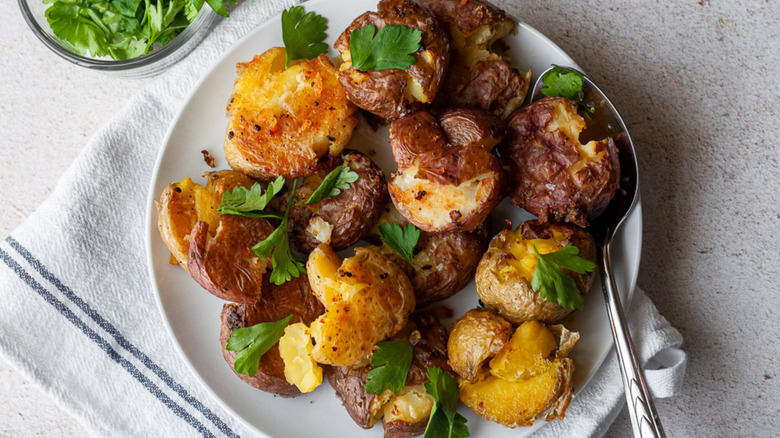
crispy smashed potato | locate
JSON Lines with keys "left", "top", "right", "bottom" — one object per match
{"left": 419, "top": 0, "right": 531, "bottom": 119}
{"left": 504, "top": 96, "right": 620, "bottom": 226}
{"left": 187, "top": 213, "right": 276, "bottom": 304}
{"left": 224, "top": 47, "right": 358, "bottom": 179}
{"left": 306, "top": 245, "right": 415, "bottom": 366}
{"left": 334, "top": 0, "right": 450, "bottom": 120}
{"left": 447, "top": 308, "right": 512, "bottom": 381}
{"left": 326, "top": 314, "right": 451, "bottom": 437}
{"left": 156, "top": 170, "right": 256, "bottom": 271}
{"left": 476, "top": 220, "right": 596, "bottom": 324}
{"left": 449, "top": 312, "right": 579, "bottom": 427}
{"left": 284, "top": 150, "right": 388, "bottom": 254}
{"left": 219, "top": 275, "right": 325, "bottom": 397}
{"left": 388, "top": 108, "right": 506, "bottom": 232}
{"left": 369, "top": 204, "right": 489, "bottom": 307}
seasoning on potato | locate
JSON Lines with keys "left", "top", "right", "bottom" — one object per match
{"left": 448, "top": 309, "right": 580, "bottom": 427}
{"left": 224, "top": 47, "right": 358, "bottom": 180}
{"left": 503, "top": 96, "right": 621, "bottom": 226}
{"left": 475, "top": 220, "right": 597, "bottom": 324}
{"left": 388, "top": 108, "right": 507, "bottom": 232}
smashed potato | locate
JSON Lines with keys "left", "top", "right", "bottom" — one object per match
{"left": 224, "top": 47, "right": 358, "bottom": 179}
{"left": 447, "top": 308, "right": 512, "bottom": 381}
{"left": 476, "top": 220, "right": 597, "bottom": 324}
{"left": 334, "top": 0, "right": 450, "bottom": 120}
{"left": 504, "top": 96, "right": 620, "bottom": 226}
{"left": 219, "top": 275, "right": 325, "bottom": 397}
{"left": 306, "top": 244, "right": 415, "bottom": 366}
{"left": 449, "top": 312, "right": 579, "bottom": 427}
{"left": 420, "top": 0, "right": 531, "bottom": 118}
{"left": 156, "top": 170, "right": 256, "bottom": 270}
{"left": 388, "top": 108, "right": 506, "bottom": 232}
{"left": 326, "top": 314, "right": 451, "bottom": 437}
{"left": 284, "top": 150, "right": 388, "bottom": 254}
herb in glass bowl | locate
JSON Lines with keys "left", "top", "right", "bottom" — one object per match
{"left": 43, "top": 0, "right": 234, "bottom": 60}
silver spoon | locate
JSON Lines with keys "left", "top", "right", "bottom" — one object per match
{"left": 529, "top": 66, "right": 666, "bottom": 438}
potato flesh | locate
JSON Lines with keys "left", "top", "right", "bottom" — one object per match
{"left": 157, "top": 172, "right": 254, "bottom": 269}
{"left": 278, "top": 323, "right": 323, "bottom": 393}
{"left": 306, "top": 245, "right": 415, "bottom": 366}
{"left": 456, "top": 320, "right": 577, "bottom": 427}
{"left": 382, "top": 385, "right": 434, "bottom": 425}
{"left": 390, "top": 163, "right": 495, "bottom": 231}
{"left": 500, "top": 227, "right": 570, "bottom": 282}
{"left": 305, "top": 216, "right": 334, "bottom": 245}
{"left": 452, "top": 21, "right": 515, "bottom": 66}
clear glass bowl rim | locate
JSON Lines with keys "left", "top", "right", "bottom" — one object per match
{"left": 17, "top": 0, "right": 217, "bottom": 72}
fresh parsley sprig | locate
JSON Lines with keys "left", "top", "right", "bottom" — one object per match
{"left": 252, "top": 179, "right": 307, "bottom": 285}
{"left": 531, "top": 243, "right": 596, "bottom": 310}
{"left": 226, "top": 314, "right": 293, "bottom": 377}
{"left": 378, "top": 223, "right": 421, "bottom": 263}
{"left": 540, "top": 65, "right": 595, "bottom": 114}
{"left": 218, "top": 177, "right": 285, "bottom": 219}
{"left": 304, "top": 164, "right": 359, "bottom": 205}
{"left": 365, "top": 341, "right": 414, "bottom": 395}
{"left": 281, "top": 6, "right": 329, "bottom": 68}
{"left": 423, "top": 367, "right": 469, "bottom": 438}
{"left": 349, "top": 24, "right": 422, "bottom": 71}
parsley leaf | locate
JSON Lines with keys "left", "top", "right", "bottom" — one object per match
{"left": 226, "top": 314, "right": 293, "bottom": 377}
{"left": 423, "top": 367, "right": 469, "bottom": 438}
{"left": 365, "top": 341, "right": 414, "bottom": 395}
{"left": 304, "top": 164, "right": 359, "bottom": 205}
{"left": 252, "top": 179, "right": 307, "bottom": 285}
{"left": 218, "top": 177, "right": 285, "bottom": 219}
{"left": 350, "top": 24, "right": 422, "bottom": 71}
{"left": 378, "top": 223, "right": 420, "bottom": 263}
{"left": 531, "top": 243, "right": 596, "bottom": 310}
{"left": 46, "top": 3, "right": 111, "bottom": 57}
{"left": 281, "top": 6, "right": 329, "bottom": 68}
{"left": 540, "top": 65, "right": 595, "bottom": 114}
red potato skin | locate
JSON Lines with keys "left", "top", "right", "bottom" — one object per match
{"left": 219, "top": 275, "right": 325, "bottom": 397}
{"left": 388, "top": 108, "right": 507, "bottom": 232}
{"left": 415, "top": 0, "right": 509, "bottom": 36}
{"left": 440, "top": 59, "right": 528, "bottom": 118}
{"left": 334, "top": 0, "right": 450, "bottom": 120}
{"left": 325, "top": 314, "right": 454, "bottom": 436}
{"left": 284, "top": 150, "right": 389, "bottom": 254}
{"left": 504, "top": 97, "right": 620, "bottom": 226}
{"left": 187, "top": 214, "right": 276, "bottom": 304}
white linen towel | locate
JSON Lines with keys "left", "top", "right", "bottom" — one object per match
{"left": 0, "top": 0, "right": 686, "bottom": 436}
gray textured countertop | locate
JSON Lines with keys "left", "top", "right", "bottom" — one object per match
{"left": 1, "top": 0, "right": 778, "bottom": 436}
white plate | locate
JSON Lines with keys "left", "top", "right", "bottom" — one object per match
{"left": 145, "top": 0, "right": 642, "bottom": 436}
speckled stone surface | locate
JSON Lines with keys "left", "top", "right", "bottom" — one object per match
{"left": 1, "top": 0, "right": 778, "bottom": 436}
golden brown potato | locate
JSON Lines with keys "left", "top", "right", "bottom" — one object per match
{"left": 306, "top": 244, "right": 415, "bottom": 366}
{"left": 187, "top": 213, "right": 276, "bottom": 304}
{"left": 504, "top": 96, "right": 620, "bottom": 226}
{"left": 388, "top": 108, "right": 506, "bottom": 232}
{"left": 224, "top": 47, "right": 358, "bottom": 179}
{"left": 419, "top": 0, "right": 531, "bottom": 119}
{"left": 447, "top": 308, "right": 512, "bottom": 381}
{"left": 448, "top": 313, "right": 579, "bottom": 427}
{"left": 325, "top": 314, "right": 452, "bottom": 437}
{"left": 283, "top": 150, "right": 389, "bottom": 254}
{"left": 156, "top": 170, "right": 256, "bottom": 271}
{"left": 219, "top": 275, "right": 325, "bottom": 397}
{"left": 334, "top": 0, "right": 450, "bottom": 120}
{"left": 475, "top": 220, "right": 597, "bottom": 324}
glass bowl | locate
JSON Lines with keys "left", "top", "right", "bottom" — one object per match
{"left": 17, "top": 0, "right": 220, "bottom": 78}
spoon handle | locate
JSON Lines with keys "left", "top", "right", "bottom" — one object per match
{"left": 599, "top": 238, "right": 667, "bottom": 438}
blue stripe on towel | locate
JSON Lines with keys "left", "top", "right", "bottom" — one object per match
{"left": 5, "top": 237, "right": 239, "bottom": 438}
{"left": 0, "top": 246, "right": 216, "bottom": 438}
